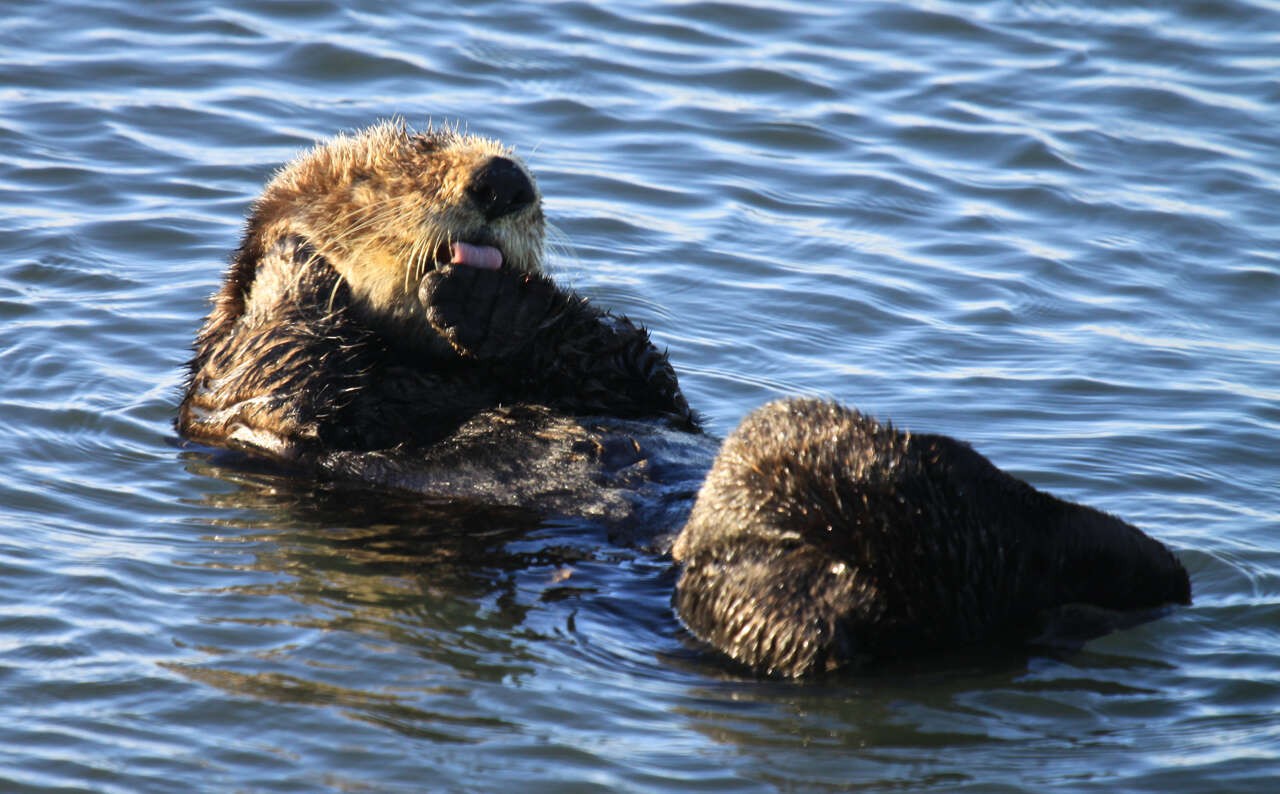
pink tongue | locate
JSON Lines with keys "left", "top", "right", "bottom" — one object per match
{"left": 450, "top": 242, "right": 503, "bottom": 270}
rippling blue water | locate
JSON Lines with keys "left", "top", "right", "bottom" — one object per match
{"left": 1, "top": 1, "right": 1277, "bottom": 791}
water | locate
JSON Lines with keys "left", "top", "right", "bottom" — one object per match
{"left": 1, "top": 0, "right": 1277, "bottom": 790}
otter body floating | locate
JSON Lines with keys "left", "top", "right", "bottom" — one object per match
{"left": 178, "top": 121, "right": 698, "bottom": 513}
{"left": 671, "top": 398, "right": 1191, "bottom": 677}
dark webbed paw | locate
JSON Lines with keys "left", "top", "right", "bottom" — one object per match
{"left": 421, "top": 266, "right": 562, "bottom": 360}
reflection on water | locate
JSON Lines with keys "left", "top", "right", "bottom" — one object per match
{"left": 170, "top": 461, "right": 596, "bottom": 744}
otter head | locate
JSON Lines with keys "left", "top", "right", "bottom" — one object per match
{"left": 213, "top": 120, "right": 545, "bottom": 344}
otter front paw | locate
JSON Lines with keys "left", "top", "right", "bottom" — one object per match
{"left": 421, "top": 265, "right": 562, "bottom": 359}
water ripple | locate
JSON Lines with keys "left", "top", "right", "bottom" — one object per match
{"left": 0, "top": 0, "right": 1276, "bottom": 791}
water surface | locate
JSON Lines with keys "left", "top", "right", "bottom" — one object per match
{"left": 1, "top": 1, "right": 1277, "bottom": 791}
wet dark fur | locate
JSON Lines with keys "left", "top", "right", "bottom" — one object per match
{"left": 671, "top": 398, "right": 1191, "bottom": 677}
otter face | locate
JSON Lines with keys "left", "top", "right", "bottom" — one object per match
{"left": 244, "top": 121, "right": 546, "bottom": 334}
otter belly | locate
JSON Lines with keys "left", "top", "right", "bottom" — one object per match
{"left": 317, "top": 405, "right": 718, "bottom": 543}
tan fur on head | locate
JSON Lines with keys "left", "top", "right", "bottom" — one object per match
{"left": 244, "top": 120, "right": 545, "bottom": 331}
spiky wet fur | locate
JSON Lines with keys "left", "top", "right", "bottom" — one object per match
{"left": 671, "top": 398, "right": 1191, "bottom": 677}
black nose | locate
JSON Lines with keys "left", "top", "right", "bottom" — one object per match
{"left": 467, "top": 157, "right": 536, "bottom": 221}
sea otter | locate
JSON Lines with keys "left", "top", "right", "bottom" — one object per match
{"left": 179, "top": 121, "right": 1189, "bottom": 676}
{"left": 178, "top": 121, "right": 710, "bottom": 520}
{"left": 671, "top": 398, "right": 1191, "bottom": 677}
